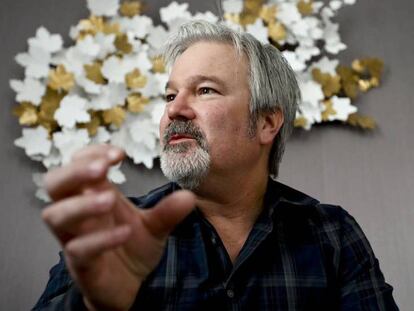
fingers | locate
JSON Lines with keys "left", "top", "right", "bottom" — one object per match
{"left": 141, "top": 190, "right": 196, "bottom": 238}
{"left": 44, "top": 145, "right": 125, "bottom": 201}
{"left": 65, "top": 225, "right": 131, "bottom": 268}
{"left": 42, "top": 191, "right": 116, "bottom": 242}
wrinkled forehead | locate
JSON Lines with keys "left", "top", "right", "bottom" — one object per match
{"left": 166, "top": 41, "right": 250, "bottom": 86}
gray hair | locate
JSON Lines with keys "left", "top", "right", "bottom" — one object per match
{"left": 163, "top": 20, "right": 300, "bottom": 178}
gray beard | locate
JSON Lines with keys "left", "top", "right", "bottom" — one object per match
{"left": 160, "top": 120, "right": 210, "bottom": 190}
{"left": 160, "top": 141, "right": 210, "bottom": 190}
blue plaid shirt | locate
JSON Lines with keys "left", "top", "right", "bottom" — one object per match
{"left": 33, "top": 179, "right": 398, "bottom": 310}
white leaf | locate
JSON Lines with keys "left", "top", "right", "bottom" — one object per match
{"left": 129, "top": 118, "right": 158, "bottom": 150}
{"left": 118, "top": 15, "right": 153, "bottom": 39}
{"left": 343, "top": 0, "right": 356, "bottom": 5}
{"left": 147, "top": 25, "right": 169, "bottom": 51}
{"left": 88, "top": 83, "right": 128, "bottom": 110}
{"left": 33, "top": 173, "right": 51, "bottom": 202}
{"left": 193, "top": 11, "right": 219, "bottom": 23}
{"left": 296, "top": 44, "right": 320, "bottom": 62}
{"left": 298, "top": 78, "right": 325, "bottom": 125}
{"left": 330, "top": 0, "right": 343, "bottom": 11}
{"left": 108, "top": 164, "right": 126, "bottom": 184}
{"left": 15, "top": 45, "right": 51, "bottom": 78}
{"left": 28, "top": 27, "right": 63, "bottom": 53}
{"left": 42, "top": 147, "right": 62, "bottom": 168}
{"left": 76, "top": 75, "right": 103, "bottom": 94}
{"left": 10, "top": 78, "right": 46, "bottom": 105}
{"left": 15, "top": 126, "right": 52, "bottom": 157}
{"left": 139, "top": 73, "right": 166, "bottom": 98}
{"left": 123, "top": 51, "right": 153, "bottom": 74}
{"left": 101, "top": 56, "right": 129, "bottom": 83}
{"left": 87, "top": 0, "right": 119, "bottom": 17}
{"left": 54, "top": 95, "right": 91, "bottom": 128}
{"left": 311, "top": 56, "right": 339, "bottom": 75}
{"left": 92, "top": 127, "right": 111, "bottom": 144}
{"left": 324, "top": 21, "right": 346, "bottom": 54}
{"left": 277, "top": 3, "right": 301, "bottom": 27}
{"left": 222, "top": 0, "right": 243, "bottom": 14}
{"left": 246, "top": 20, "right": 269, "bottom": 44}
{"left": 160, "top": 2, "right": 191, "bottom": 25}
{"left": 328, "top": 96, "right": 357, "bottom": 121}
{"left": 53, "top": 128, "right": 91, "bottom": 164}
{"left": 282, "top": 51, "right": 306, "bottom": 72}
{"left": 76, "top": 35, "right": 100, "bottom": 58}
{"left": 94, "top": 33, "right": 116, "bottom": 59}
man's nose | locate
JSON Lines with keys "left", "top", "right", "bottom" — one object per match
{"left": 167, "top": 92, "right": 196, "bottom": 121}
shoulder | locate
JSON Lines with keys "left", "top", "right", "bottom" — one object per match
{"left": 269, "top": 179, "right": 363, "bottom": 246}
{"left": 128, "top": 182, "right": 180, "bottom": 209}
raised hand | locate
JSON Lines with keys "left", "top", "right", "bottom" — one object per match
{"left": 41, "top": 145, "right": 195, "bottom": 311}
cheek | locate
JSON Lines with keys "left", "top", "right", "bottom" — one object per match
{"left": 159, "top": 113, "right": 169, "bottom": 141}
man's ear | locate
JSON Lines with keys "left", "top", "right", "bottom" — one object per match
{"left": 258, "top": 110, "right": 284, "bottom": 145}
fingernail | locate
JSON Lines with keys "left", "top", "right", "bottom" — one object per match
{"left": 108, "top": 148, "right": 122, "bottom": 161}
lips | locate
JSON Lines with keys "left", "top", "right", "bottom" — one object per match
{"left": 168, "top": 133, "right": 195, "bottom": 144}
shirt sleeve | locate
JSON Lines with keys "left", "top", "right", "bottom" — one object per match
{"left": 32, "top": 252, "right": 87, "bottom": 311}
{"left": 337, "top": 208, "right": 399, "bottom": 310}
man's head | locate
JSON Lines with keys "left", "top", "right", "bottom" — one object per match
{"left": 159, "top": 20, "right": 300, "bottom": 189}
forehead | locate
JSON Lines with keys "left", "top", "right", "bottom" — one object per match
{"left": 168, "top": 41, "right": 249, "bottom": 87}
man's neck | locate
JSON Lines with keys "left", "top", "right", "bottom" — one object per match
{"left": 193, "top": 172, "right": 269, "bottom": 263}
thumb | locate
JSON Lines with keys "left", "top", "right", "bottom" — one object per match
{"left": 140, "top": 190, "right": 196, "bottom": 238}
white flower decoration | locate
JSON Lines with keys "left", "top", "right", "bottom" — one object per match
{"left": 15, "top": 126, "right": 52, "bottom": 157}
{"left": 54, "top": 95, "right": 91, "bottom": 128}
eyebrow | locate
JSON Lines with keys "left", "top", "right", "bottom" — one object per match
{"left": 165, "top": 75, "right": 227, "bottom": 91}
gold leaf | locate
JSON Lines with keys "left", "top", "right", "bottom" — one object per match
{"left": 358, "top": 79, "right": 371, "bottom": 92}
{"left": 321, "top": 99, "right": 336, "bottom": 121}
{"left": 38, "top": 88, "right": 64, "bottom": 134}
{"left": 370, "top": 77, "right": 379, "bottom": 87}
{"left": 260, "top": 5, "right": 277, "bottom": 24}
{"left": 347, "top": 113, "right": 376, "bottom": 130}
{"left": 78, "top": 112, "right": 101, "bottom": 136}
{"left": 244, "top": 0, "right": 264, "bottom": 14}
{"left": 297, "top": 0, "right": 313, "bottom": 16}
{"left": 77, "top": 16, "right": 105, "bottom": 40}
{"left": 224, "top": 13, "right": 241, "bottom": 25}
{"left": 151, "top": 56, "right": 166, "bottom": 73}
{"left": 13, "top": 102, "right": 38, "bottom": 126}
{"left": 239, "top": 12, "right": 259, "bottom": 25}
{"left": 48, "top": 65, "right": 75, "bottom": 92}
{"left": 115, "top": 33, "right": 133, "bottom": 54}
{"left": 312, "top": 68, "right": 341, "bottom": 97}
{"left": 294, "top": 116, "right": 308, "bottom": 129}
{"left": 84, "top": 62, "right": 106, "bottom": 85}
{"left": 102, "top": 106, "right": 126, "bottom": 128}
{"left": 120, "top": 1, "right": 142, "bottom": 17}
{"left": 103, "top": 21, "right": 121, "bottom": 36}
{"left": 127, "top": 93, "right": 149, "bottom": 113}
{"left": 268, "top": 21, "right": 286, "bottom": 42}
{"left": 336, "top": 66, "right": 359, "bottom": 99}
{"left": 125, "top": 69, "right": 147, "bottom": 89}
{"left": 352, "top": 58, "right": 384, "bottom": 79}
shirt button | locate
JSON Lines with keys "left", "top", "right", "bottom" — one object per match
{"left": 226, "top": 289, "right": 235, "bottom": 298}
{"left": 211, "top": 236, "right": 217, "bottom": 245}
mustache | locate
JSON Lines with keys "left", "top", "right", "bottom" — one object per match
{"left": 163, "top": 120, "right": 208, "bottom": 150}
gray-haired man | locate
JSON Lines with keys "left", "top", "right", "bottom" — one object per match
{"left": 34, "top": 21, "right": 398, "bottom": 310}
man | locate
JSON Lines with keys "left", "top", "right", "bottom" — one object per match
{"left": 33, "top": 21, "right": 398, "bottom": 310}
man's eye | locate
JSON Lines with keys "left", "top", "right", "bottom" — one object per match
{"left": 165, "top": 94, "right": 176, "bottom": 102}
{"left": 198, "top": 87, "right": 216, "bottom": 95}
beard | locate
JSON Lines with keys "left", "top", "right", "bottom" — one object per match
{"left": 160, "top": 120, "right": 210, "bottom": 190}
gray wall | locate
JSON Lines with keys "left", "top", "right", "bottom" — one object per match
{"left": 0, "top": 0, "right": 413, "bottom": 309}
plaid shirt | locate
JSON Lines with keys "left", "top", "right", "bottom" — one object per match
{"left": 33, "top": 179, "right": 398, "bottom": 310}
